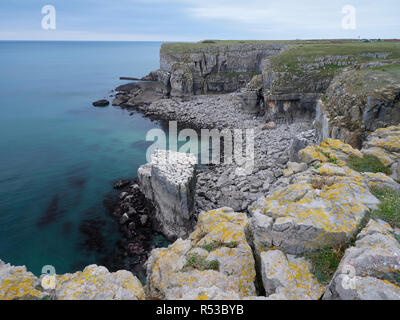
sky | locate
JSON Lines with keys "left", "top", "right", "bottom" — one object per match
{"left": 0, "top": 0, "right": 398, "bottom": 41}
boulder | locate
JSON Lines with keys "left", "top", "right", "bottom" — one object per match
{"left": 92, "top": 99, "right": 110, "bottom": 107}
{"left": 113, "top": 179, "right": 131, "bottom": 189}
{"left": 260, "top": 250, "right": 324, "bottom": 300}
{"left": 323, "top": 219, "right": 400, "bottom": 300}
{"left": 138, "top": 150, "right": 197, "bottom": 240}
{"left": 250, "top": 180, "right": 378, "bottom": 255}
{"left": 0, "top": 260, "right": 44, "bottom": 300}
{"left": 361, "top": 124, "right": 400, "bottom": 182}
{"left": 145, "top": 207, "right": 256, "bottom": 299}
{"left": 52, "top": 265, "right": 145, "bottom": 300}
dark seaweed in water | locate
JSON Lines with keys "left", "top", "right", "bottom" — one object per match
{"left": 74, "top": 176, "right": 170, "bottom": 283}
{"left": 79, "top": 219, "right": 106, "bottom": 253}
{"left": 36, "top": 195, "right": 65, "bottom": 227}
{"left": 101, "top": 179, "right": 171, "bottom": 283}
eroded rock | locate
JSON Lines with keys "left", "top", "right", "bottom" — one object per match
{"left": 138, "top": 150, "right": 197, "bottom": 240}
{"left": 145, "top": 207, "right": 256, "bottom": 300}
{"left": 323, "top": 219, "right": 400, "bottom": 300}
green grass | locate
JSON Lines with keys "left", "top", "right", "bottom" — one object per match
{"left": 200, "top": 241, "right": 238, "bottom": 252}
{"left": 347, "top": 155, "right": 392, "bottom": 175}
{"left": 269, "top": 42, "right": 400, "bottom": 75}
{"left": 370, "top": 186, "right": 400, "bottom": 228}
{"left": 318, "top": 148, "right": 338, "bottom": 164}
{"left": 304, "top": 244, "right": 346, "bottom": 284}
{"left": 160, "top": 39, "right": 362, "bottom": 54}
{"left": 182, "top": 254, "right": 220, "bottom": 272}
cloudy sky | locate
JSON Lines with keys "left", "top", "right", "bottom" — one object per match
{"left": 0, "top": 0, "right": 398, "bottom": 41}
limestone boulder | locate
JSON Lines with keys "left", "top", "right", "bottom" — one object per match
{"left": 0, "top": 260, "right": 44, "bottom": 300}
{"left": 362, "top": 124, "right": 400, "bottom": 182}
{"left": 260, "top": 250, "right": 325, "bottom": 300}
{"left": 145, "top": 207, "right": 257, "bottom": 300}
{"left": 53, "top": 265, "right": 145, "bottom": 300}
{"left": 250, "top": 180, "right": 378, "bottom": 255}
{"left": 323, "top": 219, "right": 400, "bottom": 300}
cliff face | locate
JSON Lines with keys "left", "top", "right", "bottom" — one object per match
{"left": 159, "top": 42, "right": 288, "bottom": 96}
{"left": 315, "top": 61, "right": 400, "bottom": 148}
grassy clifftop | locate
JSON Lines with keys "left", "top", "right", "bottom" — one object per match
{"left": 269, "top": 42, "right": 400, "bottom": 76}
{"left": 160, "top": 39, "right": 360, "bottom": 54}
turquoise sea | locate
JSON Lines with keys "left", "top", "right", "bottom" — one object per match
{"left": 0, "top": 41, "right": 167, "bottom": 276}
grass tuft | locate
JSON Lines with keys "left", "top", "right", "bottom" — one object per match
{"left": 370, "top": 186, "right": 400, "bottom": 228}
{"left": 304, "top": 243, "right": 346, "bottom": 285}
{"left": 183, "top": 254, "right": 220, "bottom": 272}
{"left": 200, "top": 241, "right": 238, "bottom": 252}
{"left": 347, "top": 155, "right": 392, "bottom": 175}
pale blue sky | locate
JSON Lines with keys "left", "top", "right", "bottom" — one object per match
{"left": 0, "top": 0, "right": 398, "bottom": 41}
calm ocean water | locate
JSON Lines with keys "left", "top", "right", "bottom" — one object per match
{"left": 0, "top": 41, "right": 167, "bottom": 276}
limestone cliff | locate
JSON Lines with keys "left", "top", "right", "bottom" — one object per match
{"left": 315, "top": 61, "right": 400, "bottom": 148}
{"left": 159, "top": 41, "right": 288, "bottom": 96}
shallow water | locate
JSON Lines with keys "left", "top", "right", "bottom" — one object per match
{"left": 0, "top": 41, "right": 169, "bottom": 276}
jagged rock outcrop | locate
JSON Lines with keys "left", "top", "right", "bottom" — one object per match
{"left": 288, "top": 129, "right": 317, "bottom": 162}
{"left": 323, "top": 219, "right": 400, "bottom": 300}
{"left": 260, "top": 249, "right": 325, "bottom": 300}
{"left": 145, "top": 207, "right": 256, "bottom": 300}
{"left": 362, "top": 125, "right": 400, "bottom": 181}
{"left": 138, "top": 150, "right": 197, "bottom": 240}
{"left": 0, "top": 261, "right": 145, "bottom": 300}
{"left": 0, "top": 260, "right": 45, "bottom": 300}
{"left": 51, "top": 265, "right": 145, "bottom": 300}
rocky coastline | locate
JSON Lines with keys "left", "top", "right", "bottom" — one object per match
{"left": 2, "top": 40, "right": 400, "bottom": 300}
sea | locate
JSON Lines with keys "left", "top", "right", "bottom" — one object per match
{"left": 0, "top": 41, "right": 171, "bottom": 277}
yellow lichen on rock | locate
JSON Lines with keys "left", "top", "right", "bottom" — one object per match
{"left": 299, "top": 138, "right": 362, "bottom": 165}
{"left": 260, "top": 249, "right": 325, "bottom": 300}
{"left": 54, "top": 265, "right": 145, "bottom": 300}
{"left": 0, "top": 260, "right": 43, "bottom": 300}
{"left": 145, "top": 207, "right": 256, "bottom": 300}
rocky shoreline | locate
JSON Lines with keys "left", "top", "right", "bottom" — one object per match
{"left": 2, "top": 40, "right": 400, "bottom": 300}
{"left": 100, "top": 85, "right": 320, "bottom": 290}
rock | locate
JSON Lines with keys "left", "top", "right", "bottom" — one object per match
{"left": 138, "top": 150, "right": 197, "bottom": 240}
{"left": 299, "top": 138, "right": 363, "bottom": 165}
{"left": 250, "top": 180, "right": 378, "bottom": 255}
{"left": 113, "top": 179, "right": 131, "bottom": 189}
{"left": 145, "top": 207, "right": 256, "bottom": 299}
{"left": 119, "top": 213, "right": 130, "bottom": 225}
{"left": 261, "top": 122, "right": 277, "bottom": 130}
{"left": 112, "top": 95, "right": 129, "bottom": 106}
{"left": 283, "top": 161, "right": 308, "bottom": 177}
{"left": 53, "top": 265, "right": 145, "bottom": 300}
{"left": 92, "top": 99, "right": 110, "bottom": 107}
{"left": 361, "top": 124, "right": 400, "bottom": 182}
{"left": 249, "top": 138, "right": 388, "bottom": 256}
{"left": 288, "top": 130, "right": 317, "bottom": 162}
{"left": 0, "top": 260, "right": 44, "bottom": 300}
{"left": 260, "top": 250, "right": 324, "bottom": 300}
{"left": 323, "top": 219, "right": 400, "bottom": 300}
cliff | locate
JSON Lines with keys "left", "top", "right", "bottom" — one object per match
{"left": 315, "top": 60, "right": 400, "bottom": 148}
{"left": 159, "top": 40, "right": 289, "bottom": 96}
